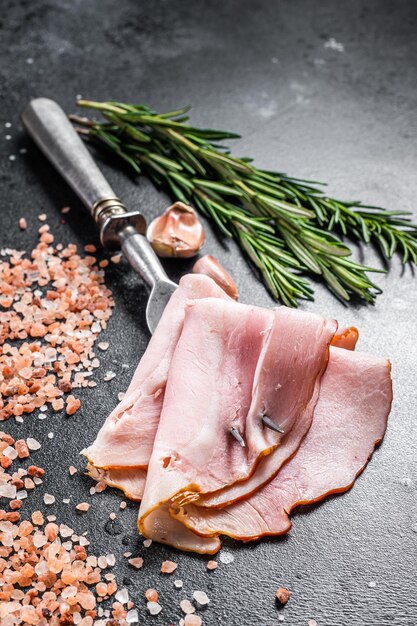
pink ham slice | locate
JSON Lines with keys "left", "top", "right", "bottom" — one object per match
{"left": 138, "top": 302, "right": 337, "bottom": 542}
{"left": 173, "top": 347, "right": 392, "bottom": 545}
{"left": 83, "top": 274, "right": 231, "bottom": 470}
{"left": 194, "top": 308, "right": 338, "bottom": 509}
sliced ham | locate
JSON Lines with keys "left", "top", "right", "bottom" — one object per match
{"left": 86, "top": 464, "right": 146, "bottom": 501}
{"left": 173, "top": 347, "right": 392, "bottom": 545}
{"left": 138, "top": 302, "right": 337, "bottom": 542}
{"left": 83, "top": 274, "right": 231, "bottom": 469}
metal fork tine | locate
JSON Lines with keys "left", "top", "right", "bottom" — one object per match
{"left": 230, "top": 426, "right": 246, "bottom": 447}
{"left": 261, "top": 415, "right": 285, "bottom": 434}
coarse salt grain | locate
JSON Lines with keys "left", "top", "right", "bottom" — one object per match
{"left": 75, "top": 502, "right": 90, "bottom": 512}
{"left": 43, "top": 493, "right": 55, "bottom": 505}
{"left": 126, "top": 608, "right": 139, "bottom": 623}
{"left": 180, "top": 599, "right": 195, "bottom": 614}
{"left": 143, "top": 538, "right": 152, "bottom": 547}
{"left": 147, "top": 602, "right": 162, "bottom": 616}
{"left": 0, "top": 484, "right": 17, "bottom": 498}
{"left": 174, "top": 579, "right": 183, "bottom": 589}
{"left": 128, "top": 557, "right": 143, "bottom": 569}
{"left": 193, "top": 590, "right": 210, "bottom": 606}
{"left": 26, "top": 437, "right": 41, "bottom": 450}
{"left": 219, "top": 551, "right": 234, "bottom": 564}
{"left": 104, "top": 370, "right": 116, "bottom": 382}
{"left": 98, "top": 342, "right": 109, "bottom": 350}
{"left": 161, "top": 560, "right": 177, "bottom": 574}
{"left": 115, "top": 588, "right": 129, "bottom": 604}
{"left": 60, "top": 524, "right": 74, "bottom": 537}
{"left": 145, "top": 588, "right": 158, "bottom": 602}
{"left": 98, "top": 555, "right": 108, "bottom": 569}
{"left": 3, "top": 445, "right": 17, "bottom": 460}
{"left": 120, "top": 501, "right": 127, "bottom": 510}
{"left": 184, "top": 616, "right": 202, "bottom": 626}
{"left": 19, "top": 217, "right": 27, "bottom": 230}
{"left": 69, "top": 465, "right": 77, "bottom": 475}
{"left": 207, "top": 560, "right": 218, "bottom": 570}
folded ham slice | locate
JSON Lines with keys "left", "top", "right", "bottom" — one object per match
{"left": 86, "top": 464, "right": 146, "bottom": 501}
{"left": 138, "top": 301, "right": 337, "bottom": 542}
{"left": 172, "top": 347, "right": 392, "bottom": 544}
{"left": 84, "top": 274, "right": 231, "bottom": 469}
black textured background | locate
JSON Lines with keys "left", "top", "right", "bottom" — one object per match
{"left": 1, "top": 1, "right": 417, "bottom": 624}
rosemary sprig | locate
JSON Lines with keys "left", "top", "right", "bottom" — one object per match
{"left": 71, "top": 100, "right": 416, "bottom": 305}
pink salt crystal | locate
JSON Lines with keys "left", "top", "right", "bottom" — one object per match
{"left": 145, "top": 588, "right": 158, "bottom": 603}
{"left": 128, "top": 557, "right": 143, "bottom": 570}
{"left": 75, "top": 502, "right": 90, "bottom": 512}
{"left": 38, "top": 213, "right": 47, "bottom": 221}
{"left": 98, "top": 555, "right": 108, "bottom": 569}
{"left": 26, "top": 437, "right": 41, "bottom": 450}
{"left": 43, "top": 493, "right": 55, "bottom": 505}
{"left": 147, "top": 602, "right": 162, "bottom": 616}
{"left": 78, "top": 592, "right": 96, "bottom": 610}
{"left": 180, "top": 599, "right": 195, "bottom": 615}
{"left": 33, "top": 531, "right": 47, "bottom": 547}
{"left": 61, "top": 206, "right": 71, "bottom": 214}
{"left": 69, "top": 466, "right": 77, "bottom": 475}
{"left": 161, "top": 560, "right": 178, "bottom": 574}
{"left": 110, "top": 254, "right": 121, "bottom": 264}
{"left": 19, "top": 217, "right": 27, "bottom": 230}
{"left": 61, "top": 585, "right": 77, "bottom": 599}
{"left": 59, "top": 523, "right": 74, "bottom": 537}
{"left": 96, "top": 582, "right": 108, "bottom": 596}
{"left": 207, "top": 560, "right": 218, "bottom": 570}
{"left": 184, "top": 616, "right": 202, "bottom": 626}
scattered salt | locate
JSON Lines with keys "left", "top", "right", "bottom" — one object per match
{"left": 219, "top": 551, "right": 234, "bottom": 564}
{"left": 193, "top": 590, "right": 210, "bottom": 606}
{"left": 115, "top": 588, "right": 129, "bottom": 604}
{"left": 43, "top": 493, "right": 55, "bottom": 505}
{"left": 126, "top": 608, "right": 139, "bottom": 622}
{"left": 26, "top": 437, "right": 41, "bottom": 450}
{"left": 147, "top": 602, "right": 162, "bottom": 616}
{"left": 180, "top": 599, "right": 195, "bottom": 614}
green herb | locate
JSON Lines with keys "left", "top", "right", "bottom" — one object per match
{"left": 71, "top": 100, "right": 417, "bottom": 305}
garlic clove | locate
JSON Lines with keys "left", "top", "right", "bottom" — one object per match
{"left": 192, "top": 255, "right": 238, "bottom": 300}
{"left": 146, "top": 202, "right": 205, "bottom": 258}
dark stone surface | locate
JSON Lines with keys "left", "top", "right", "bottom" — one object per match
{"left": 1, "top": 1, "right": 417, "bottom": 624}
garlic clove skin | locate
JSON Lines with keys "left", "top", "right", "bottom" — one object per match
{"left": 192, "top": 255, "right": 238, "bottom": 300}
{"left": 147, "top": 202, "right": 205, "bottom": 258}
